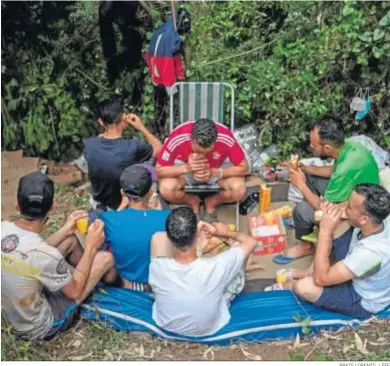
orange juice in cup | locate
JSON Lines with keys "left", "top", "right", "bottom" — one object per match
{"left": 76, "top": 218, "right": 88, "bottom": 234}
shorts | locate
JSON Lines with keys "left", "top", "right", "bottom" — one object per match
{"left": 223, "top": 269, "right": 245, "bottom": 306}
{"left": 174, "top": 159, "right": 232, "bottom": 187}
{"left": 43, "top": 289, "right": 80, "bottom": 340}
{"left": 314, "top": 281, "right": 372, "bottom": 319}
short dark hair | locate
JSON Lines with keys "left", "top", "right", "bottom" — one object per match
{"left": 166, "top": 206, "right": 197, "bottom": 249}
{"left": 97, "top": 96, "right": 124, "bottom": 125}
{"left": 355, "top": 183, "right": 390, "bottom": 225}
{"left": 191, "top": 118, "right": 218, "bottom": 148}
{"left": 312, "top": 116, "right": 345, "bottom": 147}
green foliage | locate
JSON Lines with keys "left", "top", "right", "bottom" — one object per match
{"left": 185, "top": 1, "right": 390, "bottom": 157}
{"left": 1, "top": 1, "right": 389, "bottom": 160}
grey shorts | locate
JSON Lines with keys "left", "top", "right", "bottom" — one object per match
{"left": 43, "top": 288, "right": 79, "bottom": 340}
{"left": 174, "top": 159, "right": 232, "bottom": 187}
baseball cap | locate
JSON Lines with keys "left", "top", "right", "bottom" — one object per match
{"left": 120, "top": 165, "right": 154, "bottom": 200}
{"left": 17, "top": 172, "right": 54, "bottom": 219}
{"left": 133, "top": 163, "right": 157, "bottom": 182}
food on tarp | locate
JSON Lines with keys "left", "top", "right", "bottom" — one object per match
{"left": 314, "top": 209, "right": 348, "bottom": 221}
{"left": 275, "top": 205, "right": 293, "bottom": 218}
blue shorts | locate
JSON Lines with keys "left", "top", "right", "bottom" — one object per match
{"left": 314, "top": 227, "right": 372, "bottom": 319}
{"left": 314, "top": 281, "right": 372, "bottom": 319}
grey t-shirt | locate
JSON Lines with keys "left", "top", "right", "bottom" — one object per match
{"left": 343, "top": 217, "right": 390, "bottom": 314}
{"left": 1, "top": 221, "right": 72, "bottom": 339}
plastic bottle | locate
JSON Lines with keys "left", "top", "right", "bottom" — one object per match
{"left": 259, "top": 184, "right": 272, "bottom": 213}
{"left": 257, "top": 144, "right": 279, "bottom": 168}
{"left": 239, "top": 192, "right": 259, "bottom": 215}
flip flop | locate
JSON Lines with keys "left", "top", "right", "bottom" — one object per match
{"left": 272, "top": 254, "right": 297, "bottom": 264}
{"left": 264, "top": 283, "right": 285, "bottom": 292}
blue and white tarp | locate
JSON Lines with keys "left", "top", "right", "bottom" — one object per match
{"left": 81, "top": 286, "right": 390, "bottom": 345}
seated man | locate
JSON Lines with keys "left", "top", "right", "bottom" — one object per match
{"left": 84, "top": 96, "right": 162, "bottom": 211}
{"left": 156, "top": 118, "right": 248, "bottom": 222}
{"left": 1, "top": 172, "right": 116, "bottom": 340}
{"left": 274, "top": 116, "right": 380, "bottom": 264}
{"left": 293, "top": 183, "right": 390, "bottom": 318}
{"left": 149, "top": 206, "right": 258, "bottom": 337}
{"left": 101, "top": 165, "right": 170, "bottom": 292}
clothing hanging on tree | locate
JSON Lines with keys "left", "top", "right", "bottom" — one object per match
{"left": 146, "top": 8, "right": 191, "bottom": 136}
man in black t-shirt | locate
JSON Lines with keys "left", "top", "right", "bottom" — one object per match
{"left": 84, "top": 97, "right": 162, "bottom": 210}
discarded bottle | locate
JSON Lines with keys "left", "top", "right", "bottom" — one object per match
{"left": 257, "top": 144, "right": 279, "bottom": 169}
{"left": 239, "top": 192, "right": 259, "bottom": 215}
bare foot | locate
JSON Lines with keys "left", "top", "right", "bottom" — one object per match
{"left": 283, "top": 241, "right": 314, "bottom": 259}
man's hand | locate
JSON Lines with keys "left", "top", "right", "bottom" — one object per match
{"left": 187, "top": 154, "right": 208, "bottom": 173}
{"left": 193, "top": 169, "right": 211, "bottom": 183}
{"left": 288, "top": 166, "right": 306, "bottom": 189}
{"left": 85, "top": 219, "right": 105, "bottom": 250}
{"left": 125, "top": 113, "right": 145, "bottom": 132}
{"left": 320, "top": 203, "right": 343, "bottom": 234}
{"left": 197, "top": 221, "right": 216, "bottom": 249}
{"left": 62, "top": 210, "right": 88, "bottom": 236}
{"left": 212, "top": 222, "right": 231, "bottom": 238}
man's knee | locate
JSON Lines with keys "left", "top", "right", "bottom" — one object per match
{"left": 293, "top": 201, "right": 314, "bottom": 222}
{"left": 159, "top": 178, "right": 182, "bottom": 197}
{"left": 293, "top": 277, "right": 322, "bottom": 303}
{"left": 94, "top": 251, "right": 115, "bottom": 271}
{"left": 223, "top": 178, "right": 246, "bottom": 200}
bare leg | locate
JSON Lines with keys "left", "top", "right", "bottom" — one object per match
{"left": 159, "top": 177, "right": 200, "bottom": 213}
{"left": 293, "top": 276, "right": 323, "bottom": 303}
{"left": 283, "top": 241, "right": 314, "bottom": 259}
{"left": 204, "top": 177, "right": 246, "bottom": 214}
{"left": 291, "top": 262, "right": 314, "bottom": 280}
{"left": 49, "top": 234, "right": 84, "bottom": 266}
{"left": 76, "top": 251, "right": 115, "bottom": 304}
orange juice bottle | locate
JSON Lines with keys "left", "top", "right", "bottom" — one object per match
{"left": 259, "top": 184, "right": 271, "bottom": 213}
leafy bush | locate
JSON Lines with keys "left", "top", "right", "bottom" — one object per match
{"left": 1, "top": 1, "right": 389, "bottom": 160}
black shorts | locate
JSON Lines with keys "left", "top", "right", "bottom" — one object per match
{"left": 43, "top": 289, "right": 80, "bottom": 340}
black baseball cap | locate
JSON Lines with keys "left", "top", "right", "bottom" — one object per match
{"left": 120, "top": 165, "right": 155, "bottom": 200}
{"left": 17, "top": 172, "right": 54, "bottom": 219}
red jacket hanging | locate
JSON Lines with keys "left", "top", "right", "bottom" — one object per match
{"left": 145, "top": 17, "right": 185, "bottom": 87}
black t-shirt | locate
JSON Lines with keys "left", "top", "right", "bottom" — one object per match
{"left": 84, "top": 137, "right": 153, "bottom": 209}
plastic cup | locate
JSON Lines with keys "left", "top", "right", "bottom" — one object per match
{"left": 76, "top": 218, "right": 88, "bottom": 234}
{"left": 276, "top": 269, "right": 288, "bottom": 284}
{"left": 228, "top": 224, "right": 236, "bottom": 232}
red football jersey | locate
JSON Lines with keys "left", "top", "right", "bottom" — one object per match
{"left": 157, "top": 121, "right": 245, "bottom": 168}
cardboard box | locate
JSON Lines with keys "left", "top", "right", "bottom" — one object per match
{"left": 248, "top": 213, "right": 286, "bottom": 255}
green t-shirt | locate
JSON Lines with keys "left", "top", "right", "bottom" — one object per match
{"left": 324, "top": 140, "right": 380, "bottom": 202}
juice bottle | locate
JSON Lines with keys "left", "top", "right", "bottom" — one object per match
{"left": 259, "top": 184, "right": 271, "bottom": 213}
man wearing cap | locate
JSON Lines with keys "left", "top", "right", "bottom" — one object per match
{"left": 1, "top": 172, "right": 117, "bottom": 340}
{"left": 101, "top": 164, "right": 170, "bottom": 291}
{"left": 84, "top": 96, "right": 162, "bottom": 211}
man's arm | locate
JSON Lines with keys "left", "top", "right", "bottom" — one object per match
{"left": 290, "top": 167, "right": 323, "bottom": 210}
{"left": 61, "top": 220, "right": 105, "bottom": 300}
{"left": 302, "top": 165, "right": 334, "bottom": 178}
{"left": 156, "top": 163, "right": 188, "bottom": 179}
{"left": 126, "top": 114, "right": 162, "bottom": 158}
{"left": 313, "top": 204, "right": 355, "bottom": 287}
{"left": 211, "top": 159, "right": 249, "bottom": 180}
{"left": 213, "top": 222, "right": 258, "bottom": 258}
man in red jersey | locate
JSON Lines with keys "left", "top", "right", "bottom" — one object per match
{"left": 156, "top": 118, "right": 248, "bottom": 222}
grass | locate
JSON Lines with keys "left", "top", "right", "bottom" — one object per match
{"left": 2, "top": 183, "right": 390, "bottom": 361}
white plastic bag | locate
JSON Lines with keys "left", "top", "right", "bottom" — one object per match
{"left": 288, "top": 157, "right": 334, "bottom": 203}
{"left": 380, "top": 168, "right": 390, "bottom": 193}
{"left": 349, "top": 135, "right": 389, "bottom": 170}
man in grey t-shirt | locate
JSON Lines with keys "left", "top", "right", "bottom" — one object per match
{"left": 292, "top": 183, "right": 390, "bottom": 318}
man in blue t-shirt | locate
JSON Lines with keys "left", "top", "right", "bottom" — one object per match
{"left": 101, "top": 165, "right": 170, "bottom": 291}
{"left": 84, "top": 96, "right": 162, "bottom": 210}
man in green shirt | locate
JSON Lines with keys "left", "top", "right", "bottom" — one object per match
{"left": 273, "top": 116, "right": 380, "bottom": 264}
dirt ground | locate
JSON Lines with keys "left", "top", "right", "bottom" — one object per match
{"left": 1, "top": 153, "right": 389, "bottom": 361}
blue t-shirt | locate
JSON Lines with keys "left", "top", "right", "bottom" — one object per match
{"left": 84, "top": 137, "right": 153, "bottom": 209}
{"left": 101, "top": 208, "right": 170, "bottom": 284}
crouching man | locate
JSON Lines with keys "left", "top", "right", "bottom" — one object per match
{"left": 1, "top": 172, "right": 116, "bottom": 340}
{"left": 149, "top": 206, "right": 258, "bottom": 337}
{"left": 156, "top": 118, "right": 248, "bottom": 222}
{"left": 293, "top": 183, "right": 390, "bottom": 318}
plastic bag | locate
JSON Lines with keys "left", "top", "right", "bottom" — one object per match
{"left": 288, "top": 157, "right": 334, "bottom": 203}
{"left": 234, "top": 124, "right": 260, "bottom": 172}
{"left": 349, "top": 135, "right": 390, "bottom": 170}
{"left": 380, "top": 168, "right": 390, "bottom": 193}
